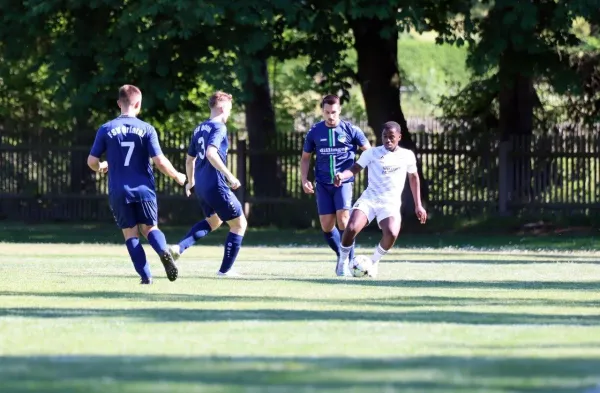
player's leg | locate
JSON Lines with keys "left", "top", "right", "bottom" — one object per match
{"left": 214, "top": 191, "right": 247, "bottom": 276}
{"left": 336, "top": 206, "right": 370, "bottom": 276}
{"left": 110, "top": 198, "right": 152, "bottom": 284}
{"left": 316, "top": 182, "right": 341, "bottom": 257}
{"left": 334, "top": 182, "right": 354, "bottom": 261}
{"left": 368, "top": 210, "right": 402, "bottom": 278}
{"left": 170, "top": 198, "right": 223, "bottom": 260}
{"left": 137, "top": 200, "right": 178, "bottom": 282}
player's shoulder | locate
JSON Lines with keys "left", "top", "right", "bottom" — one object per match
{"left": 396, "top": 147, "right": 416, "bottom": 160}
{"left": 339, "top": 119, "right": 359, "bottom": 132}
{"left": 307, "top": 120, "right": 325, "bottom": 134}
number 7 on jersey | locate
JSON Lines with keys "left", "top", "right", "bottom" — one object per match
{"left": 121, "top": 141, "right": 135, "bottom": 166}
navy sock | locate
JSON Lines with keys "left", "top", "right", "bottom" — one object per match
{"left": 340, "top": 229, "right": 355, "bottom": 260}
{"left": 147, "top": 229, "right": 168, "bottom": 255}
{"left": 323, "top": 227, "right": 341, "bottom": 256}
{"left": 219, "top": 232, "right": 243, "bottom": 273}
{"left": 125, "top": 237, "right": 151, "bottom": 280}
{"left": 178, "top": 220, "right": 212, "bottom": 253}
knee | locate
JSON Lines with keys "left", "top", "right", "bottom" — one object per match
{"left": 207, "top": 215, "right": 223, "bottom": 230}
{"left": 319, "top": 215, "right": 336, "bottom": 232}
{"left": 228, "top": 214, "right": 247, "bottom": 235}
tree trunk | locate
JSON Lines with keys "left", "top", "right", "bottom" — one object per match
{"left": 70, "top": 116, "right": 98, "bottom": 194}
{"left": 498, "top": 53, "right": 535, "bottom": 206}
{"left": 349, "top": 16, "right": 428, "bottom": 214}
{"left": 241, "top": 51, "right": 288, "bottom": 222}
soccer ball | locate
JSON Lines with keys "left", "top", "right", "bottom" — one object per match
{"left": 349, "top": 255, "right": 373, "bottom": 277}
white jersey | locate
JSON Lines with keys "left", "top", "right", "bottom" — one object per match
{"left": 356, "top": 145, "right": 417, "bottom": 206}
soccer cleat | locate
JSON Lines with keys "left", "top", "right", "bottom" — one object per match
{"left": 159, "top": 251, "right": 178, "bottom": 282}
{"left": 169, "top": 244, "right": 181, "bottom": 261}
{"left": 367, "top": 262, "right": 379, "bottom": 278}
{"left": 140, "top": 278, "right": 153, "bottom": 285}
{"left": 336, "top": 257, "right": 352, "bottom": 277}
{"left": 217, "top": 269, "right": 241, "bottom": 277}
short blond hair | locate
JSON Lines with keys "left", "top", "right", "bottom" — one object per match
{"left": 118, "top": 84, "right": 142, "bottom": 106}
{"left": 209, "top": 91, "right": 233, "bottom": 109}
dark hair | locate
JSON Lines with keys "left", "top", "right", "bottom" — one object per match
{"left": 321, "top": 94, "right": 340, "bottom": 108}
{"left": 382, "top": 121, "right": 401, "bottom": 134}
{"left": 118, "top": 84, "right": 142, "bottom": 106}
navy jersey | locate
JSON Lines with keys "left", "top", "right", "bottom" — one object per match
{"left": 303, "top": 120, "right": 369, "bottom": 184}
{"left": 187, "top": 120, "right": 229, "bottom": 195}
{"left": 90, "top": 115, "right": 162, "bottom": 202}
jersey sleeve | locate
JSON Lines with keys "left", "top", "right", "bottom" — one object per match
{"left": 407, "top": 150, "right": 418, "bottom": 174}
{"left": 356, "top": 147, "right": 374, "bottom": 168}
{"left": 147, "top": 127, "right": 163, "bottom": 158}
{"left": 302, "top": 128, "right": 315, "bottom": 153}
{"left": 89, "top": 128, "right": 107, "bottom": 158}
{"left": 352, "top": 125, "right": 369, "bottom": 147}
{"left": 207, "top": 125, "right": 226, "bottom": 148}
{"left": 187, "top": 131, "right": 197, "bottom": 157}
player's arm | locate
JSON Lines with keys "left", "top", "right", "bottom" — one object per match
{"left": 300, "top": 151, "right": 314, "bottom": 194}
{"left": 152, "top": 154, "right": 186, "bottom": 186}
{"left": 185, "top": 154, "right": 196, "bottom": 187}
{"left": 87, "top": 155, "right": 108, "bottom": 174}
{"left": 206, "top": 146, "right": 240, "bottom": 190}
{"left": 148, "top": 127, "right": 186, "bottom": 185}
{"left": 88, "top": 129, "right": 108, "bottom": 173}
{"left": 408, "top": 153, "right": 427, "bottom": 224}
{"left": 353, "top": 126, "right": 371, "bottom": 151}
{"left": 300, "top": 128, "right": 316, "bottom": 194}
{"left": 334, "top": 162, "right": 364, "bottom": 187}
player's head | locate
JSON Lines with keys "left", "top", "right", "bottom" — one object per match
{"left": 209, "top": 91, "right": 233, "bottom": 123}
{"left": 117, "top": 85, "right": 142, "bottom": 115}
{"left": 321, "top": 94, "right": 341, "bottom": 127}
{"left": 381, "top": 121, "right": 402, "bottom": 151}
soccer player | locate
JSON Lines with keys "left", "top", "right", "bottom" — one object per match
{"left": 300, "top": 95, "right": 370, "bottom": 274}
{"left": 168, "top": 91, "right": 247, "bottom": 277}
{"left": 333, "top": 121, "right": 427, "bottom": 277}
{"left": 87, "top": 84, "right": 186, "bottom": 284}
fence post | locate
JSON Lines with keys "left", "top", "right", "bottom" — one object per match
{"left": 236, "top": 138, "right": 247, "bottom": 210}
{"left": 498, "top": 139, "right": 510, "bottom": 216}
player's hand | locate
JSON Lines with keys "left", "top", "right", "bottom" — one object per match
{"left": 228, "top": 176, "right": 241, "bottom": 190}
{"left": 98, "top": 161, "right": 108, "bottom": 174}
{"left": 333, "top": 173, "right": 344, "bottom": 187}
{"left": 185, "top": 182, "right": 194, "bottom": 197}
{"left": 175, "top": 172, "right": 187, "bottom": 186}
{"left": 415, "top": 205, "right": 427, "bottom": 224}
{"left": 302, "top": 180, "right": 314, "bottom": 194}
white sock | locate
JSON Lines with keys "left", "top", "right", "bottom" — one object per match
{"left": 340, "top": 244, "right": 353, "bottom": 263}
{"left": 371, "top": 243, "right": 388, "bottom": 264}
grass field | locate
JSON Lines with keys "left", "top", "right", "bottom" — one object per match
{"left": 1, "top": 234, "right": 600, "bottom": 393}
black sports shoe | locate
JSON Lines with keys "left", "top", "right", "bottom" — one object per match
{"left": 140, "top": 278, "right": 153, "bottom": 285}
{"left": 160, "top": 251, "right": 178, "bottom": 282}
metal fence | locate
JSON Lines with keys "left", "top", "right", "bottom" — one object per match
{"left": 1, "top": 129, "right": 599, "bottom": 227}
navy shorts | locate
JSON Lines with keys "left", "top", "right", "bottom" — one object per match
{"left": 109, "top": 198, "right": 158, "bottom": 229}
{"left": 197, "top": 189, "right": 243, "bottom": 222}
{"left": 315, "top": 182, "right": 353, "bottom": 215}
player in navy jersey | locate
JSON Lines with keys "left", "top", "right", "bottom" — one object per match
{"left": 168, "top": 91, "right": 247, "bottom": 277}
{"left": 87, "top": 85, "right": 186, "bottom": 284}
{"left": 300, "top": 95, "right": 371, "bottom": 275}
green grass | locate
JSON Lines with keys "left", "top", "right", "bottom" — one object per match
{"left": 1, "top": 242, "right": 600, "bottom": 392}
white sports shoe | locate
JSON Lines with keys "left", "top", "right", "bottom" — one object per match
{"left": 336, "top": 256, "right": 352, "bottom": 277}
{"left": 367, "top": 262, "right": 379, "bottom": 278}
{"left": 217, "top": 269, "right": 241, "bottom": 277}
{"left": 168, "top": 245, "right": 181, "bottom": 261}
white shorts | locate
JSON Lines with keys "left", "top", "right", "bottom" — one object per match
{"left": 351, "top": 197, "right": 401, "bottom": 224}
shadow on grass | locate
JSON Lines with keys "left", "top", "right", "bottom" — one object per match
{"left": 0, "top": 355, "right": 598, "bottom": 393}
{"left": 286, "top": 278, "right": 600, "bottom": 291}
{"left": 1, "top": 305, "right": 600, "bottom": 326}
{"left": 2, "top": 291, "right": 600, "bottom": 309}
